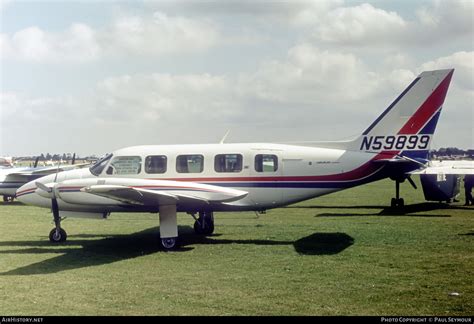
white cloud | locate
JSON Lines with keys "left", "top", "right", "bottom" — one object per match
{"left": 103, "top": 12, "right": 219, "bottom": 57}
{"left": 1, "top": 24, "right": 100, "bottom": 62}
{"left": 417, "top": 0, "right": 473, "bottom": 35}
{"left": 307, "top": 1, "right": 473, "bottom": 47}
{"left": 0, "top": 0, "right": 11, "bottom": 11}
{"left": 2, "top": 47, "right": 473, "bottom": 155}
{"left": 315, "top": 3, "right": 407, "bottom": 45}
{"left": 420, "top": 51, "right": 474, "bottom": 91}
{"left": 92, "top": 73, "right": 239, "bottom": 126}
{"left": 1, "top": 11, "right": 219, "bottom": 62}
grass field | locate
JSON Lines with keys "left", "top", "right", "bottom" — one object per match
{"left": 0, "top": 178, "right": 472, "bottom": 316}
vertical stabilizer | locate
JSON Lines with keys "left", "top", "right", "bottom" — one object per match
{"left": 351, "top": 69, "right": 454, "bottom": 161}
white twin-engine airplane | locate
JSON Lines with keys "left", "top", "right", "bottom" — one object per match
{"left": 17, "top": 69, "right": 454, "bottom": 249}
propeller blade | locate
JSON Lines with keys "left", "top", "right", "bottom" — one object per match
{"left": 51, "top": 197, "right": 60, "bottom": 221}
{"left": 407, "top": 176, "right": 418, "bottom": 190}
{"left": 71, "top": 153, "right": 76, "bottom": 165}
{"left": 34, "top": 156, "right": 39, "bottom": 168}
{"left": 36, "top": 182, "right": 52, "bottom": 193}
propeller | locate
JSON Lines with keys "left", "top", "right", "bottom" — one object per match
{"left": 35, "top": 156, "right": 64, "bottom": 241}
{"left": 33, "top": 156, "right": 40, "bottom": 168}
{"left": 71, "top": 153, "right": 76, "bottom": 165}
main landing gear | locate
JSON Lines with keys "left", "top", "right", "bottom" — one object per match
{"left": 158, "top": 210, "right": 215, "bottom": 250}
{"left": 391, "top": 179, "right": 405, "bottom": 208}
{"left": 192, "top": 211, "right": 215, "bottom": 236}
{"left": 390, "top": 176, "right": 417, "bottom": 208}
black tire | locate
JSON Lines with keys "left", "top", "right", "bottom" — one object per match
{"left": 161, "top": 237, "right": 177, "bottom": 250}
{"left": 49, "top": 228, "right": 67, "bottom": 243}
{"left": 398, "top": 198, "right": 404, "bottom": 208}
{"left": 391, "top": 198, "right": 397, "bottom": 208}
{"left": 194, "top": 220, "right": 204, "bottom": 235}
{"left": 194, "top": 213, "right": 214, "bottom": 235}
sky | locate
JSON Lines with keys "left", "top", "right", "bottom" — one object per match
{"left": 0, "top": 0, "right": 473, "bottom": 157}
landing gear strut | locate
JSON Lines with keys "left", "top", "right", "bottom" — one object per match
{"left": 193, "top": 211, "right": 214, "bottom": 235}
{"left": 391, "top": 179, "right": 405, "bottom": 208}
{"left": 49, "top": 194, "right": 67, "bottom": 243}
{"left": 390, "top": 175, "right": 418, "bottom": 208}
{"left": 159, "top": 204, "right": 178, "bottom": 250}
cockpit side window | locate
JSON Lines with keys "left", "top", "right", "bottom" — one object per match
{"left": 89, "top": 154, "right": 113, "bottom": 176}
{"left": 105, "top": 156, "right": 142, "bottom": 175}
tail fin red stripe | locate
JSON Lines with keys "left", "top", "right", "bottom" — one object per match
{"left": 398, "top": 70, "right": 453, "bottom": 135}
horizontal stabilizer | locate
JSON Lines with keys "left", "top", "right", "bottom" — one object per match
{"left": 411, "top": 160, "right": 474, "bottom": 175}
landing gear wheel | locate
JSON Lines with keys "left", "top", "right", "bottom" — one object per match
{"left": 49, "top": 228, "right": 67, "bottom": 243}
{"left": 391, "top": 198, "right": 397, "bottom": 208}
{"left": 161, "top": 237, "right": 177, "bottom": 250}
{"left": 3, "top": 195, "right": 14, "bottom": 203}
{"left": 391, "top": 198, "right": 404, "bottom": 208}
{"left": 398, "top": 198, "right": 404, "bottom": 208}
{"left": 194, "top": 212, "right": 214, "bottom": 235}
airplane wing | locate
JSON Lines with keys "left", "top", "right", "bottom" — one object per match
{"left": 81, "top": 185, "right": 199, "bottom": 205}
{"left": 79, "top": 182, "right": 248, "bottom": 207}
{"left": 411, "top": 160, "right": 474, "bottom": 175}
{"left": 8, "top": 163, "right": 90, "bottom": 177}
{"left": 4, "top": 164, "right": 91, "bottom": 184}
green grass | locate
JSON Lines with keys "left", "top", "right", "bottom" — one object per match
{"left": 0, "top": 178, "right": 472, "bottom": 315}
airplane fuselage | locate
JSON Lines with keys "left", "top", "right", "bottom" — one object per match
{"left": 17, "top": 143, "right": 395, "bottom": 214}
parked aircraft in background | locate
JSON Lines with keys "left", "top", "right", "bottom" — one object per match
{"left": 1, "top": 154, "right": 88, "bottom": 202}
{"left": 17, "top": 69, "right": 455, "bottom": 249}
{"left": 412, "top": 160, "right": 474, "bottom": 203}
{"left": 0, "top": 157, "right": 13, "bottom": 168}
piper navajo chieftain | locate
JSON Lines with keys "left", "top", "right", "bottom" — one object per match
{"left": 17, "top": 69, "right": 455, "bottom": 249}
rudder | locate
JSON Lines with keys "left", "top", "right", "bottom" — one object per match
{"left": 353, "top": 69, "right": 454, "bottom": 161}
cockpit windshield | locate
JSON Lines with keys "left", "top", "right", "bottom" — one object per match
{"left": 89, "top": 154, "right": 113, "bottom": 176}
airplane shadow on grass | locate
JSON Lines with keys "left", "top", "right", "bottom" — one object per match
{"left": 285, "top": 203, "right": 456, "bottom": 217}
{"left": 0, "top": 227, "right": 354, "bottom": 275}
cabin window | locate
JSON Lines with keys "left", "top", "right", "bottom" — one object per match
{"left": 176, "top": 155, "right": 204, "bottom": 173}
{"left": 255, "top": 154, "right": 278, "bottom": 172}
{"left": 145, "top": 155, "right": 167, "bottom": 174}
{"left": 106, "top": 156, "right": 142, "bottom": 175}
{"left": 215, "top": 154, "right": 243, "bottom": 173}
